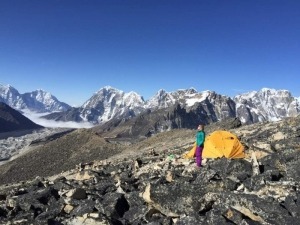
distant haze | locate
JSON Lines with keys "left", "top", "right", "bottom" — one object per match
{"left": 23, "top": 111, "right": 94, "bottom": 129}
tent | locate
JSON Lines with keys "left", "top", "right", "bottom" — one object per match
{"left": 183, "top": 130, "right": 245, "bottom": 159}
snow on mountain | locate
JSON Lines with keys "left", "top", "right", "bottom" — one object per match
{"left": 3, "top": 83, "right": 299, "bottom": 126}
{"left": 22, "top": 89, "right": 71, "bottom": 112}
{"left": 0, "top": 84, "right": 71, "bottom": 113}
{"left": 80, "top": 86, "right": 145, "bottom": 123}
{"left": 185, "top": 90, "right": 210, "bottom": 107}
{"left": 145, "top": 88, "right": 233, "bottom": 109}
{"left": 123, "top": 91, "right": 145, "bottom": 110}
{"left": 145, "top": 89, "right": 176, "bottom": 109}
{"left": 145, "top": 88, "right": 200, "bottom": 109}
{"left": 0, "top": 84, "right": 25, "bottom": 109}
{"left": 144, "top": 87, "right": 299, "bottom": 125}
{"left": 43, "top": 86, "right": 299, "bottom": 126}
{"left": 234, "top": 88, "right": 300, "bottom": 124}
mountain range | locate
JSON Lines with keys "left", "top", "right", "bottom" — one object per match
{"left": 0, "top": 84, "right": 299, "bottom": 129}
{"left": 0, "top": 84, "right": 71, "bottom": 113}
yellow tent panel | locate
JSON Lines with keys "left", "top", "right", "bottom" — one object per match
{"left": 203, "top": 130, "right": 245, "bottom": 158}
{"left": 182, "top": 130, "right": 245, "bottom": 159}
{"left": 182, "top": 142, "right": 196, "bottom": 159}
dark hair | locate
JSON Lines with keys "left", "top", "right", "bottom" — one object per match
{"left": 198, "top": 124, "right": 204, "bottom": 129}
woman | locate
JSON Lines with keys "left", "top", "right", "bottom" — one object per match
{"left": 195, "top": 124, "right": 205, "bottom": 167}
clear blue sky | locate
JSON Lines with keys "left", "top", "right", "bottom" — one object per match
{"left": 0, "top": 0, "right": 299, "bottom": 106}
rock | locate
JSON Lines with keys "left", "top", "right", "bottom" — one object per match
{"left": 0, "top": 116, "right": 300, "bottom": 224}
{"left": 102, "top": 192, "right": 129, "bottom": 219}
{"left": 71, "top": 199, "right": 95, "bottom": 216}
{"left": 66, "top": 188, "right": 87, "bottom": 200}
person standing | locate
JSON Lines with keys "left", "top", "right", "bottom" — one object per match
{"left": 195, "top": 124, "right": 205, "bottom": 167}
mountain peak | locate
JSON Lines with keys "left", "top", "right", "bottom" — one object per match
{"left": 95, "top": 86, "right": 124, "bottom": 95}
{"left": 157, "top": 89, "right": 167, "bottom": 95}
{"left": 28, "top": 89, "right": 57, "bottom": 103}
{"left": 260, "top": 87, "right": 290, "bottom": 94}
{"left": 103, "top": 85, "right": 113, "bottom": 89}
{"left": 81, "top": 87, "right": 145, "bottom": 123}
{"left": 2, "top": 84, "right": 299, "bottom": 126}
{"left": 0, "top": 84, "right": 19, "bottom": 93}
{"left": 0, "top": 83, "right": 13, "bottom": 88}
{"left": 103, "top": 85, "right": 119, "bottom": 91}
{"left": 0, "top": 84, "right": 71, "bottom": 113}
{"left": 35, "top": 88, "right": 47, "bottom": 93}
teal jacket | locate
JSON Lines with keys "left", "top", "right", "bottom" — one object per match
{"left": 196, "top": 130, "right": 205, "bottom": 147}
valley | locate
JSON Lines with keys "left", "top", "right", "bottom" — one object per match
{"left": 0, "top": 128, "right": 74, "bottom": 165}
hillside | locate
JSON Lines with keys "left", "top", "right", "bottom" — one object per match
{"left": 0, "top": 118, "right": 241, "bottom": 185}
{"left": 0, "top": 102, "right": 43, "bottom": 133}
{"left": 0, "top": 116, "right": 299, "bottom": 224}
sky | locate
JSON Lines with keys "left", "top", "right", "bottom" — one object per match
{"left": 0, "top": 0, "right": 299, "bottom": 106}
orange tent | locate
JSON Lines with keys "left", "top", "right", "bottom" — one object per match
{"left": 183, "top": 142, "right": 197, "bottom": 158}
{"left": 183, "top": 130, "right": 245, "bottom": 159}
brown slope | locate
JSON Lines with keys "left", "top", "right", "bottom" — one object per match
{"left": 0, "top": 129, "right": 122, "bottom": 185}
{"left": 0, "top": 128, "right": 198, "bottom": 186}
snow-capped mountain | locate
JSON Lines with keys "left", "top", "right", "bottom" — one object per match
{"left": 2, "top": 82, "right": 299, "bottom": 129}
{"left": 0, "top": 84, "right": 25, "bottom": 109}
{"left": 43, "top": 86, "right": 145, "bottom": 123}
{"left": 234, "top": 88, "right": 300, "bottom": 124}
{"left": 0, "top": 84, "right": 71, "bottom": 113}
{"left": 145, "top": 88, "right": 198, "bottom": 109}
{"left": 46, "top": 87, "right": 235, "bottom": 124}
{"left": 145, "top": 88, "right": 236, "bottom": 122}
{"left": 40, "top": 86, "right": 300, "bottom": 126}
{"left": 80, "top": 86, "right": 145, "bottom": 122}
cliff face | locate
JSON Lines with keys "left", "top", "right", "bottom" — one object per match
{"left": 0, "top": 116, "right": 299, "bottom": 224}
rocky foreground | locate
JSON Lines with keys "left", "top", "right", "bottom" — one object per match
{"left": 0, "top": 116, "right": 299, "bottom": 224}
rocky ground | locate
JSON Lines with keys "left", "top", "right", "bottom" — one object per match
{"left": 0, "top": 128, "right": 73, "bottom": 165}
{"left": 0, "top": 116, "right": 299, "bottom": 224}
{"left": 0, "top": 118, "right": 241, "bottom": 186}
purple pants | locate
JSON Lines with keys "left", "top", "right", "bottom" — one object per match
{"left": 195, "top": 146, "right": 203, "bottom": 167}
